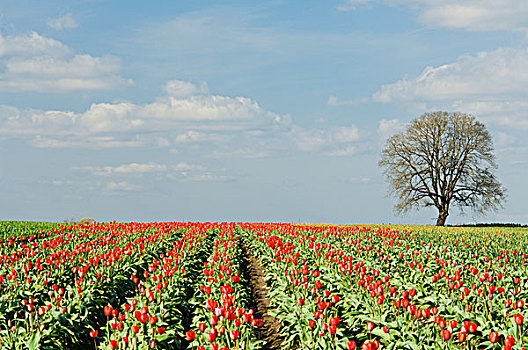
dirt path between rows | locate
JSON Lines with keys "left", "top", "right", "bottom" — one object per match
{"left": 240, "top": 242, "right": 283, "bottom": 350}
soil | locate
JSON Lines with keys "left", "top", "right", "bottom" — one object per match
{"left": 240, "top": 242, "right": 284, "bottom": 350}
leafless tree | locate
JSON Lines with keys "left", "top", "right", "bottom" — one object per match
{"left": 379, "top": 111, "right": 506, "bottom": 226}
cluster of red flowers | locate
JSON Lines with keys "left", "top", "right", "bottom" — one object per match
{"left": 2, "top": 221, "right": 528, "bottom": 349}
{"left": 238, "top": 222, "right": 528, "bottom": 349}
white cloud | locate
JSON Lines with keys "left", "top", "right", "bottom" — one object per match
{"left": 334, "top": 126, "right": 360, "bottom": 143}
{"left": 374, "top": 47, "right": 528, "bottom": 103}
{"left": 338, "top": 1, "right": 528, "bottom": 32}
{"left": 47, "top": 14, "right": 79, "bottom": 30}
{"left": 373, "top": 47, "right": 528, "bottom": 133}
{"left": 180, "top": 173, "right": 235, "bottom": 182}
{"left": 399, "top": 0, "right": 528, "bottom": 32}
{"left": 166, "top": 163, "right": 235, "bottom": 182}
{"left": 211, "top": 148, "right": 270, "bottom": 159}
{"left": 0, "top": 81, "right": 290, "bottom": 148}
{"left": 164, "top": 80, "right": 208, "bottom": 98}
{"left": 0, "top": 75, "right": 361, "bottom": 157}
{"left": 327, "top": 95, "right": 368, "bottom": 106}
{"left": 0, "top": 32, "right": 70, "bottom": 57}
{"left": 75, "top": 161, "right": 229, "bottom": 185}
{"left": 292, "top": 126, "right": 360, "bottom": 154}
{"left": 174, "top": 130, "right": 228, "bottom": 143}
{"left": 75, "top": 162, "right": 168, "bottom": 176}
{"left": 337, "top": 0, "right": 373, "bottom": 11}
{"left": 494, "top": 132, "right": 514, "bottom": 148}
{"left": 326, "top": 145, "right": 356, "bottom": 156}
{"left": 31, "top": 135, "right": 144, "bottom": 149}
{"left": 105, "top": 181, "right": 142, "bottom": 192}
{"left": 0, "top": 32, "right": 131, "bottom": 92}
{"left": 450, "top": 100, "right": 528, "bottom": 132}
{"left": 173, "top": 162, "right": 203, "bottom": 171}
{"left": 348, "top": 177, "right": 372, "bottom": 184}
{"left": 377, "top": 119, "right": 405, "bottom": 139}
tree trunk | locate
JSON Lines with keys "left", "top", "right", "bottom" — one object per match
{"left": 436, "top": 210, "right": 449, "bottom": 226}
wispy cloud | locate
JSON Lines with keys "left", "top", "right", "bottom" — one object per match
{"left": 47, "top": 14, "right": 78, "bottom": 30}
{"left": 105, "top": 181, "right": 143, "bottom": 193}
{"left": 377, "top": 119, "right": 406, "bottom": 140}
{"left": 75, "top": 162, "right": 168, "bottom": 176}
{"left": 372, "top": 46, "right": 528, "bottom": 133}
{"left": 337, "top": 0, "right": 373, "bottom": 11}
{"left": 174, "top": 130, "right": 229, "bottom": 143}
{"left": 374, "top": 47, "right": 528, "bottom": 103}
{"left": 292, "top": 125, "right": 360, "bottom": 155}
{"left": 338, "top": 0, "right": 528, "bottom": 33}
{"left": 400, "top": 0, "right": 528, "bottom": 32}
{"left": 327, "top": 95, "right": 368, "bottom": 106}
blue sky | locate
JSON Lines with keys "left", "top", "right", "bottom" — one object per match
{"left": 1, "top": 0, "right": 528, "bottom": 224}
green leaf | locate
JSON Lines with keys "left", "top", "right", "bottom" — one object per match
{"left": 371, "top": 327, "right": 390, "bottom": 341}
{"left": 27, "top": 331, "right": 41, "bottom": 350}
{"left": 405, "top": 340, "right": 421, "bottom": 350}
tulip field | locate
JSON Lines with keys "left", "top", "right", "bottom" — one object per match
{"left": 1, "top": 221, "right": 528, "bottom": 349}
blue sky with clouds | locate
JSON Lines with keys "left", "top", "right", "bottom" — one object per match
{"left": 1, "top": 0, "right": 528, "bottom": 224}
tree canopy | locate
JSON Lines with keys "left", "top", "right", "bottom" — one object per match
{"left": 379, "top": 111, "right": 506, "bottom": 226}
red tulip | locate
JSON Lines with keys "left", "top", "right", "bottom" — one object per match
{"left": 230, "top": 329, "right": 239, "bottom": 340}
{"left": 515, "top": 313, "right": 524, "bottom": 325}
{"left": 469, "top": 323, "right": 477, "bottom": 333}
{"left": 89, "top": 330, "right": 98, "bottom": 338}
{"left": 206, "top": 332, "right": 216, "bottom": 343}
{"left": 186, "top": 330, "right": 196, "bottom": 341}
{"left": 109, "top": 340, "right": 117, "bottom": 349}
{"left": 366, "top": 321, "right": 375, "bottom": 332}
{"left": 489, "top": 332, "right": 499, "bottom": 343}
{"left": 458, "top": 332, "right": 466, "bottom": 342}
{"left": 438, "top": 319, "right": 446, "bottom": 329}
{"left": 505, "top": 335, "right": 515, "bottom": 346}
{"left": 104, "top": 306, "right": 113, "bottom": 317}
{"left": 347, "top": 340, "right": 356, "bottom": 350}
{"left": 442, "top": 330, "right": 451, "bottom": 340}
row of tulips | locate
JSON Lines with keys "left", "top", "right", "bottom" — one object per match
{"left": 240, "top": 224, "right": 351, "bottom": 349}
{"left": 185, "top": 224, "right": 263, "bottom": 350}
{"left": 97, "top": 224, "right": 218, "bottom": 349}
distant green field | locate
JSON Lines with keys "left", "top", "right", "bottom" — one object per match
{"left": 0, "top": 221, "right": 60, "bottom": 239}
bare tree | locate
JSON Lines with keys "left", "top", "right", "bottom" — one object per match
{"left": 379, "top": 111, "right": 506, "bottom": 226}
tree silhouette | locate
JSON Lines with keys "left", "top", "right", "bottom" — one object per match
{"left": 379, "top": 111, "right": 506, "bottom": 226}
